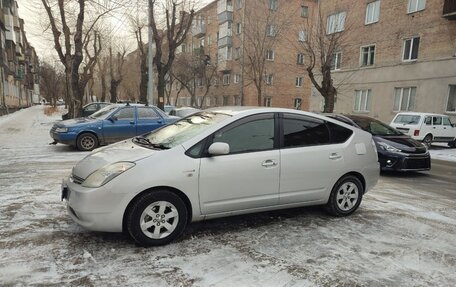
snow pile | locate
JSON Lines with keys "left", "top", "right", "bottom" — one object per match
{"left": 429, "top": 145, "right": 456, "bottom": 162}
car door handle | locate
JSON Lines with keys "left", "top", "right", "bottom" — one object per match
{"left": 329, "top": 153, "right": 342, "bottom": 160}
{"left": 262, "top": 160, "right": 277, "bottom": 167}
{"left": 130, "top": 121, "right": 135, "bottom": 125}
{"left": 157, "top": 120, "right": 163, "bottom": 124}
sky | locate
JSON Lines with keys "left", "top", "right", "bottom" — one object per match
{"left": 15, "top": 0, "right": 213, "bottom": 63}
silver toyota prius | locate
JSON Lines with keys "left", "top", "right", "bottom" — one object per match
{"left": 62, "top": 107, "right": 379, "bottom": 246}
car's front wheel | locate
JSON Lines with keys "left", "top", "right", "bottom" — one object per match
{"left": 325, "top": 175, "right": 363, "bottom": 217}
{"left": 76, "top": 133, "right": 98, "bottom": 151}
{"left": 126, "top": 190, "right": 188, "bottom": 247}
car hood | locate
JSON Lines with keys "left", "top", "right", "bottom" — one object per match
{"left": 374, "top": 135, "right": 427, "bottom": 153}
{"left": 72, "top": 140, "right": 156, "bottom": 179}
{"left": 57, "top": 117, "right": 99, "bottom": 127}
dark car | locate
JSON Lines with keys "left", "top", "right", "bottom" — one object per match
{"left": 51, "top": 103, "right": 179, "bottom": 151}
{"left": 327, "top": 114, "right": 431, "bottom": 171}
{"left": 62, "top": 102, "right": 110, "bottom": 120}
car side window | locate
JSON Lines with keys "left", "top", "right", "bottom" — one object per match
{"left": 85, "top": 104, "right": 98, "bottom": 112}
{"left": 213, "top": 114, "right": 275, "bottom": 154}
{"left": 282, "top": 114, "right": 330, "bottom": 148}
{"left": 424, "top": 117, "right": 432, "bottom": 125}
{"left": 442, "top": 117, "right": 452, "bottom": 126}
{"left": 113, "top": 107, "right": 135, "bottom": 120}
{"left": 326, "top": 122, "right": 353, "bottom": 143}
{"left": 433, "top": 116, "right": 442, "bottom": 125}
{"left": 138, "top": 107, "right": 159, "bottom": 119}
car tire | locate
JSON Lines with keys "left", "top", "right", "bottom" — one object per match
{"left": 325, "top": 175, "right": 363, "bottom": 217}
{"left": 423, "top": 134, "right": 433, "bottom": 148}
{"left": 126, "top": 190, "right": 188, "bottom": 247}
{"left": 449, "top": 140, "right": 456, "bottom": 148}
{"left": 76, "top": 133, "right": 98, "bottom": 151}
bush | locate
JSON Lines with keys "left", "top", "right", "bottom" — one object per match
{"left": 44, "top": 106, "right": 59, "bottom": 116}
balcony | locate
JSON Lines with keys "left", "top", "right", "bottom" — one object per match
{"left": 218, "top": 36, "right": 232, "bottom": 48}
{"left": 192, "top": 24, "right": 206, "bottom": 37}
{"left": 217, "top": 60, "right": 232, "bottom": 72}
{"left": 443, "top": 0, "right": 456, "bottom": 19}
{"left": 218, "top": 11, "right": 233, "bottom": 24}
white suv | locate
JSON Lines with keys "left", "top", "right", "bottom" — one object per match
{"left": 390, "top": 112, "right": 456, "bottom": 148}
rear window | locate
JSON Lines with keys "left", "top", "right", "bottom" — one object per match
{"left": 393, "top": 114, "right": 421, "bottom": 125}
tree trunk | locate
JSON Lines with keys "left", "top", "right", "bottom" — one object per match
{"left": 110, "top": 80, "right": 120, "bottom": 103}
{"left": 139, "top": 59, "right": 148, "bottom": 104}
{"left": 156, "top": 73, "right": 166, "bottom": 109}
{"left": 100, "top": 76, "right": 107, "bottom": 102}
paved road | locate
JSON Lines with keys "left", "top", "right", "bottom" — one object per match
{"left": 381, "top": 158, "right": 456, "bottom": 200}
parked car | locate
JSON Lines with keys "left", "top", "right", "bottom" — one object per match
{"left": 169, "top": 107, "right": 201, "bottom": 118}
{"left": 62, "top": 102, "right": 110, "bottom": 120}
{"left": 327, "top": 114, "right": 431, "bottom": 171}
{"left": 390, "top": 112, "right": 456, "bottom": 148}
{"left": 61, "top": 107, "right": 379, "bottom": 246}
{"left": 51, "top": 103, "right": 178, "bottom": 151}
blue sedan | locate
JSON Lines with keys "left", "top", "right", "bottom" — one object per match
{"left": 50, "top": 103, "right": 179, "bottom": 151}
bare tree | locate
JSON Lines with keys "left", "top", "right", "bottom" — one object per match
{"left": 132, "top": 20, "right": 149, "bottom": 104}
{"left": 294, "top": 7, "right": 351, "bottom": 113}
{"left": 40, "top": 61, "right": 64, "bottom": 106}
{"left": 150, "top": 0, "right": 194, "bottom": 110}
{"left": 242, "top": 0, "right": 293, "bottom": 106}
{"left": 109, "top": 46, "right": 127, "bottom": 103}
{"left": 41, "top": 0, "right": 117, "bottom": 117}
{"left": 96, "top": 55, "right": 109, "bottom": 102}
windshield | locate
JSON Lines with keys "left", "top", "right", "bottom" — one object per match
{"left": 90, "top": 104, "right": 119, "bottom": 119}
{"left": 136, "top": 112, "right": 231, "bottom": 149}
{"left": 352, "top": 117, "right": 403, "bottom": 136}
{"left": 393, "top": 114, "right": 421, "bottom": 125}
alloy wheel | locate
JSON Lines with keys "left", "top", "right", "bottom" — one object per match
{"left": 336, "top": 182, "right": 359, "bottom": 212}
{"left": 139, "top": 201, "right": 179, "bottom": 239}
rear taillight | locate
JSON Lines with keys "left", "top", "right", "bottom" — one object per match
{"left": 414, "top": 130, "right": 420, "bottom": 136}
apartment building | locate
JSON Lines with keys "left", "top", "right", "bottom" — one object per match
{"left": 169, "top": 0, "right": 317, "bottom": 110}
{"left": 0, "top": 0, "right": 40, "bottom": 112}
{"left": 309, "top": 0, "right": 456, "bottom": 122}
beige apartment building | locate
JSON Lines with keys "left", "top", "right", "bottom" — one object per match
{"left": 169, "top": 0, "right": 317, "bottom": 110}
{"left": 309, "top": 0, "right": 456, "bottom": 122}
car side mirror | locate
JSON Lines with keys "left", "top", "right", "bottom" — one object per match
{"left": 208, "top": 142, "right": 230, "bottom": 156}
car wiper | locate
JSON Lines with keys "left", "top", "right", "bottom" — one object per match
{"left": 133, "top": 136, "right": 170, "bottom": 149}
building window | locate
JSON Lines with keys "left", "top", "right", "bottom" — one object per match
{"left": 394, "top": 87, "right": 416, "bottom": 111}
{"left": 297, "top": 53, "right": 304, "bottom": 65}
{"left": 301, "top": 6, "right": 308, "bottom": 18}
{"left": 294, "top": 98, "right": 302, "bottom": 110}
{"left": 234, "top": 73, "right": 240, "bottom": 84}
{"left": 265, "top": 74, "right": 273, "bottom": 85}
{"left": 236, "top": 22, "right": 242, "bottom": 34}
{"left": 295, "top": 77, "right": 303, "bottom": 87}
{"left": 269, "top": 0, "right": 278, "bottom": 11}
{"left": 365, "top": 1, "right": 380, "bottom": 25}
{"left": 446, "top": 85, "right": 456, "bottom": 112}
{"left": 326, "top": 12, "right": 346, "bottom": 34}
{"left": 266, "top": 24, "right": 277, "bottom": 37}
{"left": 361, "top": 45, "right": 375, "bottom": 66}
{"left": 266, "top": 49, "right": 274, "bottom": 61}
{"left": 403, "top": 37, "right": 420, "bottom": 61}
{"left": 223, "top": 74, "right": 231, "bottom": 85}
{"left": 408, "top": 0, "right": 426, "bottom": 13}
{"left": 206, "top": 97, "right": 211, "bottom": 106}
{"left": 223, "top": 95, "right": 229, "bottom": 106}
{"left": 207, "top": 35, "right": 212, "bottom": 45}
{"left": 298, "top": 30, "right": 306, "bottom": 42}
{"left": 196, "top": 78, "right": 203, "bottom": 87}
{"left": 235, "top": 0, "right": 242, "bottom": 9}
{"left": 354, "top": 89, "right": 372, "bottom": 112}
{"left": 264, "top": 97, "right": 272, "bottom": 107}
{"left": 330, "top": 52, "right": 342, "bottom": 70}
{"left": 234, "top": 47, "right": 241, "bottom": 59}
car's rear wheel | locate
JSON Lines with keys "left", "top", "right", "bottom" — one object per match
{"left": 76, "top": 133, "right": 98, "bottom": 151}
{"left": 126, "top": 190, "right": 188, "bottom": 247}
{"left": 325, "top": 175, "right": 363, "bottom": 217}
{"left": 423, "top": 134, "right": 433, "bottom": 148}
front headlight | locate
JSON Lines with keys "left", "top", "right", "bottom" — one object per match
{"left": 378, "top": 142, "right": 401, "bottom": 153}
{"left": 55, "top": 127, "right": 68, "bottom": 133}
{"left": 82, "top": 162, "right": 135, "bottom": 188}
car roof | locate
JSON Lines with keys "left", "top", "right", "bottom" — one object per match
{"left": 206, "top": 106, "right": 326, "bottom": 117}
{"left": 394, "top": 112, "right": 449, "bottom": 117}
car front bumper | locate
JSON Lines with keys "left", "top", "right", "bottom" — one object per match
{"left": 62, "top": 178, "right": 126, "bottom": 232}
{"left": 50, "top": 129, "right": 78, "bottom": 145}
{"left": 379, "top": 151, "right": 431, "bottom": 171}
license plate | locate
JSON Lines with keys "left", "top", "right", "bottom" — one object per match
{"left": 61, "top": 180, "right": 69, "bottom": 201}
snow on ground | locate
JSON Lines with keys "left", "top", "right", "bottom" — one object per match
{"left": 429, "top": 143, "right": 456, "bottom": 162}
{"left": 0, "top": 106, "right": 456, "bottom": 286}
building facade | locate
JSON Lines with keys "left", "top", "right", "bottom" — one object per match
{"left": 310, "top": 0, "right": 456, "bottom": 122}
{"left": 0, "top": 0, "right": 40, "bottom": 111}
